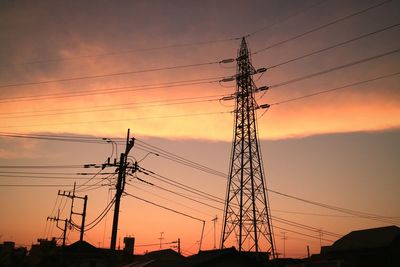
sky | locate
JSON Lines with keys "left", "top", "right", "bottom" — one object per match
{"left": 0, "top": 0, "right": 399, "bottom": 258}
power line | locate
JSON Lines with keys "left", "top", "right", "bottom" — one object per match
{"left": 272, "top": 216, "right": 342, "bottom": 238}
{"left": 0, "top": 184, "right": 81, "bottom": 187}
{"left": 259, "top": 71, "right": 400, "bottom": 118}
{"left": 252, "top": 0, "right": 393, "bottom": 55}
{"left": 124, "top": 191, "right": 204, "bottom": 223}
{"left": 0, "top": 96, "right": 224, "bottom": 120}
{"left": 0, "top": 0, "right": 327, "bottom": 68}
{"left": 0, "top": 132, "right": 107, "bottom": 144}
{"left": 0, "top": 171, "right": 112, "bottom": 175}
{"left": 0, "top": 132, "right": 227, "bottom": 182}
{"left": 3, "top": 38, "right": 235, "bottom": 67}
{"left": 0, "top": 132, "right": 229, "bottom": 180}
{"left": 246, "top": 0, "right": 328, "bottom": 38}
{"left": 0, "top": 0, "right": 330, "bottom": 68}
{"left": 0, "top": 77, "right": 224, "bottom": 104}
{"left": 0, "top": 61, "right": 222, "bottom": 89}
{"left": 2, "top": 1, "right": 390, "bottom": 91}
{"left": 0, "top": 165, "right": 85, "bottom": 169}
{"left": 0, "top": 93, "right": 227, "bottom": 116}
{"left": 135, "top": 241, "right": 178, "bottom": 247}
{"left": 267, "top": 22, "right": 400, "bottom": 69}
{"left": 269, "top": 47, "right": 400, "bottom": 89}
{"left": 225, "top": 47, "right": 400, "bottom": 106}
{"left": 0, "top": 174, "right": 106, "bottom": 180}
{"left": 269, "top": 71, "right": 400, "bottom": 106}
{"left": 2, "top": 129, "right": 397, "bottom": 229}
{"left": 0, "top": 110, "right": 231, "bottom": 129}
{"left": 45, "top": 194, "right": 60, "bottom": 237}
{"left": 136, "top": 144, "right": 226, "bottom": 177}
{"left": 127, "top": 181, "right": 215, "bottom": 217}
{"left": 75, "top": 167, "right": 113, "bottom": 191}
{"left": 1, "top": 132, "right": 229, "bottom": 191}
{"left": 3, "top": 21, "right": 396, "bottom": 106}
{"left": 113, "top": 152, "right": 360, "bottom": 246}
{"left": 272, "top": 209, "right": 358, "bottom": 218}
{"left": 268, "top": 189, "right": 400, "bottom": 225}
{"left": 129, "top": 176, "right": 343, "bottom": 241}
{"left": 255, "top": 47, "right": 400, "bottom": 118}
{"left": 135, "top": 139, "right": 227, "bottom": 178}
{"left": 0, "top": 134, "right": 103, "bottom": 144}
{"left": 273, "top": 225, "right": 335, "bottom": 243}
{"left": 128, "top": 177, "right": 223, "bottom": 212}
{"left": 273, "top": 210, "right": 399, "bottom": 219}
{"left": 84, "top": 197, "right": 116, "bottom": 231}
{"left": 138, "top": 167, "right": 225, "bottom": 205}
{"left": 135, "top": 158, "right": 396, "bottom": 237}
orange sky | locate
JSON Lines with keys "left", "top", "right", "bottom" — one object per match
{"left": 0, "top": 0, "right": 399, "bottom": 258}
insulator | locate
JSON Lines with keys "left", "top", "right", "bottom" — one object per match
{"left": 259, "top": 103, "right": 270, "bottom": 109}
{"left": 257, "top": 86, "right": 269, "bottom": 92}
{"left": 219, "top": 58, "right": 235, "bottom": 64}
{"left": 220, "top": 77, "right": 235, "bottom": 82}
{"left": 221, "top": 95, "right": 235, "bottom": 101}
{"left": 256, "top": 67, "right": 267, "bottom": 73}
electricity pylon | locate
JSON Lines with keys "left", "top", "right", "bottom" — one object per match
{"left": 221, "top": 37, "right": 276, "bottom": 258}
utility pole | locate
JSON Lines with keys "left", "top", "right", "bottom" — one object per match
{"left": 171, "top": 238, "right": 181, "bottom": 254}
{"left": 158, "top": 232, "right": 164, "bottom": 249}
{"left": 58, "top": 183, "right": 88, "bottom": 242}
{"left": 221, "top": 37, "right": 276, "bottom": 257}
{"left": 47, "top": 210, "right": 69, "bottom": 246}
{"left": 62, "top": 219, "right": 68, "bottom": 246}
{"left": 80, "top": 195, "right": 88, "bottom": 241}
{"left": 212, "top": 216, "right": 218, "bottom": 249}
{"left": 281, "top": 232, "right": 287, "bottom": 258}
{"left": 199, "top": 221, "right": 205, "bottom": 252}
{"left": 318, "top": 230, "right": 323, "bottom": 249}
{"left": 110, "top": 129, "right": 135, "bottom": 251}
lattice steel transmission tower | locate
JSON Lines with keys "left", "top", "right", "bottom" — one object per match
{"left": 221, "top": 37, "right": 276, "bottom": 258}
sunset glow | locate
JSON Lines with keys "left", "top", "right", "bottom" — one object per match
{"left": 0, "top": 0, "right": 399, "bottom": 260}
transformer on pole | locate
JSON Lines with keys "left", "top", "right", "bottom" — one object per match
{"left": 221, "top": 37, "right": 276, "bottom": 258}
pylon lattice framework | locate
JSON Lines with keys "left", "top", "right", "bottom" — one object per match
{"left": 221, "top": 37, "right": 276, "bottom": 257}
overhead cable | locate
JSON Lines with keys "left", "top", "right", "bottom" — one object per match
{"left": 0, "top": 110, "right": 232, "bottom": 129}
{"left": 0, "top": 93, "right": 227, "bottom": 116}
{"left": 270, "top": 71, "right": 400, "bottom": 106}
{"left": 0, "top": 96, "right": 224, "bottom": 120}
{"left": 125, "top": 192, "right": 204, "bottom": 222}
{"left": 252, "top": 0, "right": 393, "bottom": 55}
{"left": 0, "top": 61, "right": 221, "bottom": 89}
{"left": 267, "top": 22, "right": 400, "bottom": 69}
{"left": 0, "top": 77, "right": 223, "bottom": 104}
{"left": 268, "top": 189, "right": 400, "bottom": 224}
